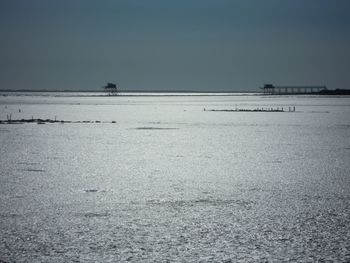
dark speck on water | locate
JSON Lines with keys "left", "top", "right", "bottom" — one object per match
{"left": 84, "top": 189, "right": 98, "bottom": 193}
{"left": 23, "top": 169, "right": 46, "bottom": 172}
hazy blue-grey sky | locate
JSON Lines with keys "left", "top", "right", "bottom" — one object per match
{"left": 1, "top": 0, "right": 349, "bottom": 91}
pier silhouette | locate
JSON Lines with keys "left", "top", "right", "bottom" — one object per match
{"left": 262, "top": 84, "right": 327, "bottom": 95}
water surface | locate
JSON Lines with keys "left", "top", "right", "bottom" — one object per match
{"left": 1, "top": 93, "right": 349, "bottom": 262}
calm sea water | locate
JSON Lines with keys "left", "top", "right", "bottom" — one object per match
{"left": 1, "top": 93, "right": 350, "bottom": 262}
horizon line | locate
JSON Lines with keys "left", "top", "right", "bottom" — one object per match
{"left": 0, "top": 89, "right": 260, "bottom": 93}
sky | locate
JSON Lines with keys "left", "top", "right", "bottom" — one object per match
{"left": 0, "top": 0, "right": 350, "bottom": 92}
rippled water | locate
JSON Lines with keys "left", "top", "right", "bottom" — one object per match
{"left": 1, "top": 94, "right": 350, "bottom": 262}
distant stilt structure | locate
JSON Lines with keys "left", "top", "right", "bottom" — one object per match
{"left": 103, "top": 82, "right": 118, "bottom": 96}
{"left": 261, "top": 84, "right": 276, "bottom": 94}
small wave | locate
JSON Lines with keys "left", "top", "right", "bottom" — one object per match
{"left": 23, "top": 169, "right": 45, "bottom": 172}
{"left": 146, "top": 198, "right": 253, "bottom": 208}
{"left": 18, "top": 162, "right": 41, "bottom": 165}
{"left": 0, "top": 213, "right": 21, "bottom": 218}
{"left": 75, "top": 212, "right": 109, "bottom": 218}
{"left": 134, "top": 127, "right": 178, "bottom": 130}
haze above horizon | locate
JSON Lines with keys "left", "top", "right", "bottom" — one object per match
{"left": 1, "top": 0, "right": 350, "bottom": 92}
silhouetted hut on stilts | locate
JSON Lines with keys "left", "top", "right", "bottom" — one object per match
{"left": 103, "top": 83, "right": 118, "bottom": 96}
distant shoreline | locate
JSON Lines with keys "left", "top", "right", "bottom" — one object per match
{"left": 1, "top": 89, "right": 349, "bottom": 96}
{"left": 0, "top": 89, "right": 257, "bottom": 93}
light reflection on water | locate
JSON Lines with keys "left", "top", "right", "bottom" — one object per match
{"left": 0, "top": 94, "right": 350, "bottom": 262}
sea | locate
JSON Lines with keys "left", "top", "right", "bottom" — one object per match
{"left": 0, "top": 92, "right": 349, "bottom": 262}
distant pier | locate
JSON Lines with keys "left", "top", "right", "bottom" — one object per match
{"left": 261, "top": 84, "right": 327, "bottom": 95}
